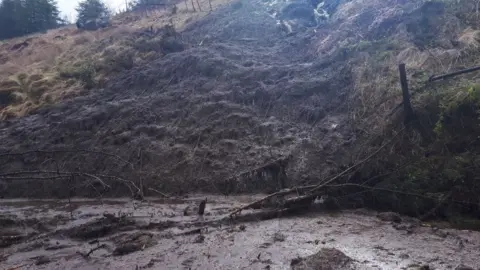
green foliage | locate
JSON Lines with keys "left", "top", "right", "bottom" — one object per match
{"left": 59, "top": 63, "right": 96, "bottom": 89}
{"left": 95, "top": 48, "right": 135, "bottom": 74}
{"left": 76, "top": 0, "right": 110, "bottom": 24}
{"left": 129, "top": 0, "right": 168, "bottom": 11}
{"left": 0, "top": 0, "right": 61, "bottom": 40}
{"left": 434, "top": 84, "right": 480, "bottom": 138}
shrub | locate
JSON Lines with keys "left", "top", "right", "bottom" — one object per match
{"left": 76, "top": 0, "right": 110, "bottom": 25}
{"left": 59, "top": 63, "right": 96, "bottom": 89}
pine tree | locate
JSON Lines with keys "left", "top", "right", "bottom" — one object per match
{"left": 24, "top": 0, "right": 60, "bottom": 33}
{"left": 0, "top": 0, "right": 24, "bottom": 39}
{"left": 76, "top": 0, "right": 110, "bottom": 25}
{"left": 0, "top": 0, "right": 61, "bottom": 40}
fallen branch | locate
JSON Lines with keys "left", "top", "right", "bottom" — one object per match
{"left": 177, "top": 228, "right": 203, "bottom": 235}
{"left": 308, "top": 130, "right": 403, "bottom": 194}
{"left": 78, "top": 244, "right": 108, "bottom": 258}
{"left": 147, "top": 187, "right": 170, "bottom": 198}
{"left": 229, "top": 129, "right": 404, "bottom": 217}
{"left": 228, "top": 186, "right": 315, "bottom": 217}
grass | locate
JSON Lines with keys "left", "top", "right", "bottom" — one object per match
{"left": 0, "top": 0, "right": 232, "bottom": 119}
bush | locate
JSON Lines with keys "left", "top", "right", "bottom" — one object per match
{"left": 96, "top": 48, "right": 135, "bottom": 74}
{"left": 60, "top": 63, "right": 96, "bottom": 89}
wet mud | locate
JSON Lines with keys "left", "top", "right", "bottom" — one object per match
{"left": 1, "top": 196, "right": 479, "bottom": 270}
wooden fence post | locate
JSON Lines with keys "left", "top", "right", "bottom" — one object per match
{"left": 398, "top": 63, "right": 414, "bottom": 123}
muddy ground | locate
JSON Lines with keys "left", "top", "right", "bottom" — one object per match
{"left": 1, "top": 196, "right": 479, "bottom": 270}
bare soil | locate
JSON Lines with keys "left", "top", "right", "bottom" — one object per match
{"left": 0, "top": 0, "right": 355, "bottom": 198}
{"left": 1, "top": 196, "right": 479, "bottom": 270}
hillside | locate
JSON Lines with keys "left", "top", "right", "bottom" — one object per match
{"left": 0, "top": 0, "right": 479, "bottom": 224}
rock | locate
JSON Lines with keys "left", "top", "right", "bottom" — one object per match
{"left": 279, "top": 1, "right": 316, "bottom": 26}
{"left": 455, "top": 264, "right": 474, "bottom": 270}
{"left": 273, "top": 232, "right": 286, "bottom": 242}
{"left": 113, "top": 232, "right": 156, "bottom": 256}
{"left": 66, "top": 216, "right": 135, "bottom": 239}
{"left": 399, "top": 253, "right": 410, "bottom": 259}
{"left": 377, "top": 212, "right": 402, "bottom": 223}
{"left": 10, "top": 41, "right": 29, "bottom": 51}
{"left": 239, "top": 225, "right": 246, "bottom": 231}
{"left": 259, "top": 242, "right": 272, "bottom": 248}
{"left": 291, "top": 248, "right": 357, "bottom": 270}
{"left": 193, "top": 235, "right": 205, "bottom": 243}
{"left": 35, "top": 255, "right": 51, "bottom": 265}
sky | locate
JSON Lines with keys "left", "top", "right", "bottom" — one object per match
{"left": 57, "top": 0, "right": 127, "bottom": 21}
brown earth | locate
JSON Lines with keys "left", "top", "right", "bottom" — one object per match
{"left": 0, "top": 0, "right": 480, "bottom": 221}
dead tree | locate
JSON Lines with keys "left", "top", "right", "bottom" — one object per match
{"left": 209, "top": 0, "right": 212, "bottom": 11}
{"left": 398, "top": 63, "right": 414, "bottom": 123}
{"left": 196, "top": 0, "right": 202, "bottom": 11}
{"left": 198, "top": 198, "right": 207, "bottom": 215}
{"left": 219, "top": 155, "right": 292, "bottom": 195}
{"left": 184, "top": 0, "right": 188, "bottom": 11}
{"left": 191, "top": 0, "right": 196, "bottom": 12}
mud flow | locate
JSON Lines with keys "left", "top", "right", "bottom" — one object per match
{"left": 1, "top": 196, "right": 479, "bottom": 270}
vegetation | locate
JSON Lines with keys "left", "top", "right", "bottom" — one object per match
{"left": 75, "top": 0, "right": 111, "bottom": 24}
{"left": 0, "top": 0, "right": 63, "bottom": 40}
{"left": 130, "top": 0, "right": 169, "bottom": 10}
{"left": 0, "top": 0, "right": 225, "bottom": 119}
{"left": 0, "top": 0, "right": 478, "bottom": 227}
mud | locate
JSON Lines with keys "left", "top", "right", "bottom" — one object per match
{"left": 0, "top": 0, "right": 354, "bottom": 198}
{"left": 1, "top": 196, "right": 479, "bottom": 270}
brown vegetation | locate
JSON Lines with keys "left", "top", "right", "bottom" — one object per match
{"left": 0, "top": 0, "right": 230, "bottom": 119}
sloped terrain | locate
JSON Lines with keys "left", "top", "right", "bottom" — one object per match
{"left": 0, "top": 0, "right": 354, "bottom": 197}
{"left": 0, "top": 0, "right": 480, "bottom": 222}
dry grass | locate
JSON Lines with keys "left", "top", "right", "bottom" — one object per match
{"left": 0, "top": 0, "right": 232, "bottom": 119}
{"left": 316, "top": 0, "right": 480, "bottom": 136}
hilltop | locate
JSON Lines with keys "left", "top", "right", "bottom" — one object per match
{"left": 0, "top": 0, "right": 479, "bottom": 225}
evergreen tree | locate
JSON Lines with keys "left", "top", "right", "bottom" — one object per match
{"left": 76, "top": 0, "right": 110, "bottom": 25}
{"left": 0, "top": 0, "right": 24, "bottom": 39}
{"left": 24, "top": 0, "right": 61, "bottom": 33}
{"left": 0, "top": 0, "right": 61, "bottom": 40}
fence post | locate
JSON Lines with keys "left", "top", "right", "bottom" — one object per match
{"left": 398, "top": 63, "right": 414, "bottom": 123}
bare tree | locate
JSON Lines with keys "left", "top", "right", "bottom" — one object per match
{"left": 196, "top": 0, "right": 202, "bottom": 11}
{"left": 190, "top": 0, "right": 196, "bottom": 12}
